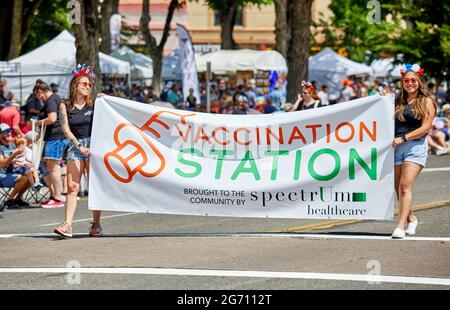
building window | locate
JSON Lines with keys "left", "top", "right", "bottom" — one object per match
{"left": 214, "top": 8, "right": 243, "bottom": 26}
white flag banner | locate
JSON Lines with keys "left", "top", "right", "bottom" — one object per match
{"left": 110, "top": 13, "right": 122, "bottom": 51}
{"left": 176, "top": 23, "right": 200, "bottom": 104}
{"left": 89, "top": 94, "right": 395, "bottom": 220}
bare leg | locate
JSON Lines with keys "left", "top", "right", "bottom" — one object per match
{"left": 64, "top": 160, "right": 84, "bottom": 226}
{"left": 397, "top": 162, "right": 422, "bottom": 230}
{"left": 8, "top": 176, "right": 31, "bottom": 200}
{"left": 47, "top": 159, "right": 63, "bottom": 200}
{"left": 427, "top": 135, "right": 440, "bottom": 150}
{"left": 43, "top": 175, "right": 54, "bottom": 197}
{"left": 26, "top": 170, "right": 35, "bottom": 184}
{"left": 85, "top": 159, "right": 101, "bottom": 224}
{"left": 434, "top": 131, "right": 448, "bottom": 148}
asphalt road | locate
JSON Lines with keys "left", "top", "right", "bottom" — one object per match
{"left": 0, "top": 154, "right": 449, "bottom": 291}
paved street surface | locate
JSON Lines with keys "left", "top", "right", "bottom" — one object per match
{"left": 0, "top": 155, "right": 449, "bottom": 290}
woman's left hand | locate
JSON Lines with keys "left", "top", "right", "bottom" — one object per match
{"left": 392, "top": 137, "right": 404, "bottom": 149}
{"left": 79, "top": 146, "right": 90, "bottom": 156}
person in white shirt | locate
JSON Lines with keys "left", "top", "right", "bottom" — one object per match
{"left": 318, "top": 85, "right": 329, "bottom": 106}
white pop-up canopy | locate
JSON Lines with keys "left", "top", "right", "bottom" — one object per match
{"left": 110, "top": 46, "right": 153, "bottom": 82}
{"left": 370, "top": 58, "right": 403, "bottom": 78}
{"left": 195, "top": 49, "right": 287, "bottom": 74}
{"left": 3, "top": 30, "right": 130, "bottom": 103}
{"left": 308, "top": 48, "right": 373, "bottom": 96}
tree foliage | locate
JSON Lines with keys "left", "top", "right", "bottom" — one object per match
{"left": 313, "top": 0, "right": 450, "bottom": 80}
{"left": 21, "top": 0, "right": 71, "bottom": 55}
{"left": 199, "top": 0, "right": 272, "bottom": 49}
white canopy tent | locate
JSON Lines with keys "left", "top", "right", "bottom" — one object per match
{"left": 308, "top": 48, "right": 373, "bottom": 96}
{"left": 3, "top": 30, "right": 130, "bottom": 103}
{"left": 110, "top": 46, "right": 153, "bottom": 83}
{"left": 370, "top": 58, "right": 403, "bottom": 79}
{"left": 195, "top": 49, "right": 287, "bottom": 73}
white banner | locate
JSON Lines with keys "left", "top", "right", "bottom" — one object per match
{"left": 89, "top": 94, "right": 395, "bottom": 220}
{"left": 176, "top": 23, "right": 200, "bottom": 104}
{"left": 110, "top": 13, "right": 122, "bottom": 51}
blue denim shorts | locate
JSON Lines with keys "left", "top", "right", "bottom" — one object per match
{"left": 394, "top": 137, "right": 428, "bottom": 167}
{"left": 0, "top": 173, "right": 21, "bottom": 187}
{"left": 44, "top": 139, "right": 69, "bottom": 160}
{"left": 67, "top": 137, "right": 91, "bottom": 161}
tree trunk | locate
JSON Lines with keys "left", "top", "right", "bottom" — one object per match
{"left": 219, "top": 0, "right": 239, "bottom": 50}
{"left": 274, "top": 0, "right": 288, "bottom": 58}
{"left": 140, "top": 0, "right": 180, "bottom": 95}
{"left": 8, "top": 0, "right": 23, "bottom": 60}
{"left": 0, "top": 1, "right": 13, "bottom": 60}
{"left": 73, "top": 0, "right": 102, "bottom": 93}
{"left": 286, "top": 0, "right": 312, "bottom": 103}
{"left": 7, "top": 0, "right": 43, "bottom": 60}
{"left": 100, "top": 0, "right": 120, "bottom": 54}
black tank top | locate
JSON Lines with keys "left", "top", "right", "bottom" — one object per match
{"left": 67, "top": 103, "right": 94, "bottom": 139}
{"left": 395, "top": 103, "right": 422, "bottom": 138}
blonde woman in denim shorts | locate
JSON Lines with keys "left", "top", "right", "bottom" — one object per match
{"left": 53, "top": 65, "right": 102, "bottom": 238}
{"left": 383, "top": 64, "right": 436, "bottom": 239}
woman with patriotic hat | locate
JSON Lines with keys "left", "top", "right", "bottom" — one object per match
{"left": 53, "top": 64, "right": 102, "bottom": 238}
{"left": 382, "top": 64, "right": 436, "bottom": 239}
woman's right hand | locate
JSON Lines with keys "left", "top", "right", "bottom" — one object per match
{"left": 79, "top": 146, "right": 90, "bottom": 157}
{"left": 379, "top": 88, "right": 393, "bottom": 96}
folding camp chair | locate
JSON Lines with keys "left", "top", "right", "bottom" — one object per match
{"left": 22, "top": 121, "right": 49, "bottom": 205}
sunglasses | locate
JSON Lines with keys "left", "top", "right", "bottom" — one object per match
{"left": 79, "top": 81, "right": 92, "bottom": 89}
{"left": 302, "top": 91, "right": 310, "bottom": 95}
{"left": 402, "top": 78, "right": 418, "bottom": 84}
{"left": 1, "top": 129, "right": 12, "bottom": 134}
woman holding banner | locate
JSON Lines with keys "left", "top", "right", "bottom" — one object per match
{"left": 383, "top": 64, "right": 436, "bottom": 239}
{"left": 53, "top": 64, "right": 102, "bottom": 238}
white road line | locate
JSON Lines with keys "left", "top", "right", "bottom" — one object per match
{"left": 0, "top": 267, "right": 448, "bottom": 286}
{"left": 38, "top": 212, "right": 138, "bottom": 227}
{"left": 422, "top": 167, "right": 450, "bottom": 172}
{"left": 0, "top": 232, "right": 449, "bottom": 242}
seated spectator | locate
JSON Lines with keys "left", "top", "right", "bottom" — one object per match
{"left": 0, "top": 123, "right": 32, "bottom": 211}
{"left": 12, "top": 137, "right": 43, "bottom": 191}
{"left": 427, "top": 116, "right": 449, "bottom": 156}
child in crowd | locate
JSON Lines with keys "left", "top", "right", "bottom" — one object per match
{"left": 13, "top": 136, "right": 43, "bottom": 190}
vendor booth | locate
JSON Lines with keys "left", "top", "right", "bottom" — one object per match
{"left": 110, "top": 46, "right": 153, "bottom": 85}
{"left": 308, "top": 47, "right": 373, "bottom": 96}
{"left": 370, "top": 58, "right": 403, "bottom": 79}
{"left": 3, "top": 30, "right": 130, "bottom": 103}
{"left": 195, "top": 49, "right": 287, "bottom": 96}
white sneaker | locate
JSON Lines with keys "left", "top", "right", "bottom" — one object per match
{"left": 405, "top": 217, "right": 418, "bottom": 235}
{"left": 391, "top": 228, "right": 405, "bottom": 239}
{"left": 435, "top": 147, "right": 449, "bottom": 156}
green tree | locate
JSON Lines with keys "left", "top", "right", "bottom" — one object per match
{"left": 140, "top": 0, "right": 184, "bottom": 94}
{"left": 200, "top": 0, "right": 272, "bottom": 49}
{"left": 21, "top": 0, "right": 71, "bottom": 56}
{"left": 313, "top": 0, "right": 450, "bottom": 81}
{"left": 0, "top": 0, "right": 45, "bottom": 60}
